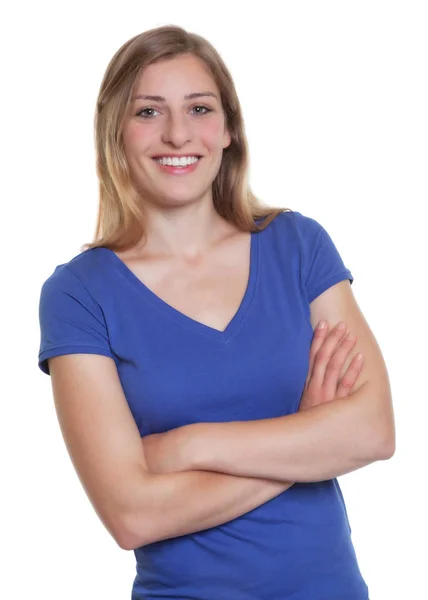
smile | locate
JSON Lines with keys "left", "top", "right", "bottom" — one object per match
{"left": 152, "top": 157, "right": 201, "bottom": 175}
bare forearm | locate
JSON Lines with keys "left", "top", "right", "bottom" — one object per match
{"left": 123, "top": 469, "right": 293, "bottom": 550}
{"left": 187, "top": 386, "right": 394, "bottom": 483}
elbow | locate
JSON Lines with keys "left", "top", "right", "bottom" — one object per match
{"left": 116, "top": 489, "right": 161, "bottom": 550}
{"left": 373, "top": 428, "right": 396, "bottom": 461}
{"left": 117, "top": 535, "right": 140, "bottom": 552}
{"left": 116, "top": 509, "right": 153, "bottom": 551}
{"left": 116, "top": 534, "right": 134, "bottom": 552}
{"left": 364, "top": 390, "right": 396, "bottom": 461}
{"left": 115, "top": 470, "right": 160, "bottom": 550}
{"left": 378, "top": 435, "right": 396, "bottom": 460}
{"left": 358, "top": 415, "right": 395, "bottom": 463}
{"left": 115, "top": 518, "right": 137, "bottom": 551}
{"left": 104, "top": 510, "right": 139, "bottom": 551}
{"left": 115, "top": 524, "right": 144, "bottom": 552}
{"left": 93, "top": 513, "right": 137, "bottom": 551}
{"left": 378, "top": 411, "right": 396, "bottom": 460}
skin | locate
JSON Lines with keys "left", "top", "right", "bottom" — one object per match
{"left": 122, "top": 53, "right": 233, "bottom": 260}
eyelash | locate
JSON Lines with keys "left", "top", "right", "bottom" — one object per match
{"left": 136, "top": 105, "right": 212, "bottom": 119}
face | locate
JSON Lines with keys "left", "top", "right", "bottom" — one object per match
{"left": 122, "top": 54, "right": 231, "bottom": 209}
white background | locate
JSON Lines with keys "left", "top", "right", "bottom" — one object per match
{"left": 2, "top": 1, "right": 427, "bottom": 598}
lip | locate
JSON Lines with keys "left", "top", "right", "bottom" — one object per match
{"left": 151, "top": 154, "right": 202, "bottom": 158}
{"left": 152, "top": 156, "right": 202, "bottom": 175}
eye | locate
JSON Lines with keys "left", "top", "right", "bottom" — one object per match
{"left": 192, "top": 105, "right": 212, "bottom": 115}
{"left": 136, "top": 105, "right": 212, "bottom": 119}
{"left": 136, "top": 107, "right": 160, "bottom": 119}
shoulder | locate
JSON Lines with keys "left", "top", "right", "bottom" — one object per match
{"left": 40, "top": 247, "right": 109, "bottom": 295}
{"left": 39, "top": 247, "right": 111, "bottom": 333}
{"left": 267, "top": 209, "right": 327, "bottom": 238}
{"left": 260, "top": 209, "right": 326, "bottom": 241}
{"left": 38, "top": 248, "right": 114, "bottom": 375}
{"left": 263, "top": 209, "right": 353, "bottom": 301}
{"left": 261, "top": 209, "right": 333, "bottom": 259}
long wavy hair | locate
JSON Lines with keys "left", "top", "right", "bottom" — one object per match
{"left": 81, "top": 25, "right": 292, "bottom": 252}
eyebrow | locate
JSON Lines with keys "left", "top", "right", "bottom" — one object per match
{"left": 132, "top": 92, "right": 219, "bottom": 102}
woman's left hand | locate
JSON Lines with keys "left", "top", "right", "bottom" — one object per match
{"left": 141, "top": 427, "right": 190, "bottom": 475}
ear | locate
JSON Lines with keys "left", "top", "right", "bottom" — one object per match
{"left": 223, "top": 129, "right": 232, "bottom": 149}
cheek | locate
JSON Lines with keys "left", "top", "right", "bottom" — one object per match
{"left": 122, "top": 125, "right": 152, "bottom": 164}
{"left": 123, "top": 124, "right": 142, "bottom": 149}
{"left": 199, "top": 120, "right": 226, "bottom": 146}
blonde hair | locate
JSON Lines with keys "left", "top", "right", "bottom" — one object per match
{"left": 82, "top": 25, "right": 292, "bottom": 252}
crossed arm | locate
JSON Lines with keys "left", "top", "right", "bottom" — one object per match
{"left": 133, "top": 282, "right": 395, "bottom": 548}
{"left": 144, "top": 380, "right": 394, "bottom": 483}
{"left": 134, "top": 378, "right": 393, "bottom": 549}
{"left": 143, "top": 281, "right": 395, "bottom": 482}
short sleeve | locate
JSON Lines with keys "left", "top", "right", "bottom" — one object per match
{"left": 296, "top": 212, "right": 354, "bottom": 303}
{"left": 38, "top": 265, "right": 114, "bottom": 375}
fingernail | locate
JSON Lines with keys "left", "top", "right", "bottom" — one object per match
{"left": 317, "top": 320, "right": 326, "bottom": 329}
{"left": 337, "top": 321, "right": 346, "bottom": 330}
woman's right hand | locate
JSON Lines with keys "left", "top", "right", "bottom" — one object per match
{"left": 298, "top": 320, "right": 364, "bottom": 412}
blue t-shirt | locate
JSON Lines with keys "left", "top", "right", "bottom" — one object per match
{"left": 38, "top": 210, "right": 369, "bottom": 600}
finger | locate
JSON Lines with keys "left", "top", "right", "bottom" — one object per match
{"left": 306, "top": 322, "right": 330, "bottom": 387}
{"left": 310, "top": 321, "right": 349, "bottom": 389}
{"left": 336, "top": 353, "right": 364, "bottom": 398}
{"left": 323, "top": 332, "right": 358, "bottom": 399}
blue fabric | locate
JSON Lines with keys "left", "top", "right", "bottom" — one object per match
{"left": 38, "top": 210, "right": 369, "bottom": 599}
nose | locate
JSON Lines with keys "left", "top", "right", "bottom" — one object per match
{"left": 161, "top": 112, "right": 192, "bottom": 147}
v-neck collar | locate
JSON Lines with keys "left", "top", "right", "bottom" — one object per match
{"left": 98, "top": 230, "right": 260, "bottom": 344}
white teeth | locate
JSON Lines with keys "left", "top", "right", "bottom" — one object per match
{"left": 155, "top": 156, "right": 200, "bottom": 167}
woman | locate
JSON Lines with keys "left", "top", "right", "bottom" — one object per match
{"left": 38, "top": 25, "right": 395, "bottom": 599}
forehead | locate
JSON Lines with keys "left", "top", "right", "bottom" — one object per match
{"left": 134, "top": 54, "right": 218, "bottom": 96}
